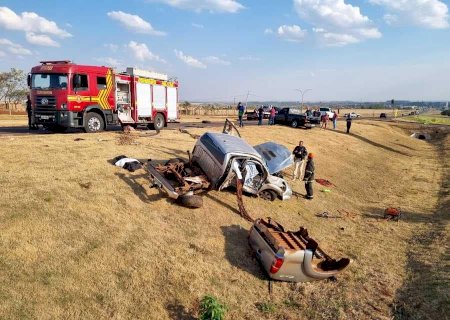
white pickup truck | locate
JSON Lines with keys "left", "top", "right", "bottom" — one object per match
{"left": 319, "top": 107, "right": 335, "bottom": 119}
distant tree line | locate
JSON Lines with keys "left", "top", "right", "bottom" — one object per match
{"left": 0, "top": 68, "right": 28, "bottom": 113}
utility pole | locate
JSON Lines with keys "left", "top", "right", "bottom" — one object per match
{"left": 296, "top": 89, "right": 312, "bottom": 113}
{"left": 245, "top": 90, "right": 250, "bottom": 110}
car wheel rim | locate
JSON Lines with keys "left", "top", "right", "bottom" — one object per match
{"left": 88, "top": 117, "right": 101, "bottom": 131}
{"left": 260, "top": 191, "right": 272, "bottom": 200}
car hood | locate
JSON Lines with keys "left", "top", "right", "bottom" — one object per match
{"left": 254, "top": 142, "right": 294, "bottom": 174}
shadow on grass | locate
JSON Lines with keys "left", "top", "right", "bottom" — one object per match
{"left": 166, "top": 300, "right": 196, "bottom": 320}
{"left": 391, "top": 136, "right": 450, "bottom": 320}
{"left": 221, "top": 225, "right": 267, "bottom": 280}
{"left": 332, "top": 129, "right": 411, "bottom": 157}
{"left": 115, "top": 172, "right": 165, "bottom": 203}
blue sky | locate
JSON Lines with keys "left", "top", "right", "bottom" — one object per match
{"left": 0, "top": 0, "right": 449, "bottom": 102}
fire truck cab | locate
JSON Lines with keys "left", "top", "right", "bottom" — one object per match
{"left": 28, "top": 61, "right": 178, "bottom": 132}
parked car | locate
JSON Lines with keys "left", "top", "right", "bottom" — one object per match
{"left": 380, "top": 113, "right": 387, "bottom": 118}
{"left": 344, "top": 112, "right": 361, "bottom": 118}
{"left": 274, "top": 108, "right": 307, "bottom": 128}
{"left": 305, "top": 110, "right": 321, "bottom": 124}
{"left": 248, "top": 218, "right": 351, "bottom": 282}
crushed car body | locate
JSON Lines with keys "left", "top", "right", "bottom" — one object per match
{"left": 192, "top": 132, "right": 292, "bottom": 201}
{"left": 147, "top": 132, "right": 293, "bottom": 204}
{"left": 249, "top": 218, "right": 351, "bottom": 282}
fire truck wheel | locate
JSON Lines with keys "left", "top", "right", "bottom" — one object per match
{"left": 179, "top": 194, "right": 203, "bottom": 208}
{"left": 153, "top": 113, "right": 165, "bottom": 131}
{"left": 84, "top": 112, "right": 104, "bottom": 133}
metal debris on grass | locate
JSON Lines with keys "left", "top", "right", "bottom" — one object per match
{"left": 384, "top": 207, "right": 401, "bottom": 221}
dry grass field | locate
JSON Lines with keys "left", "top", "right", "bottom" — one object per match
{"left": 0, "top": 116, "right": 448, "bottom": 320}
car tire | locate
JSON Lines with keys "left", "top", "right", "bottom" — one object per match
{"left": 179, "top": 194, "right": 203, "bottom": 208}
{"left": 84, "top": 112, "right": 104, "bottom": 133}
{"left": 153, "top": 113, "right": 165, "bottom": 131}
{"left": 259, "top": 189, "right": 276, "bottom": 201}
{"left": 291, "top": 120, "right": 298, "bottom": 128}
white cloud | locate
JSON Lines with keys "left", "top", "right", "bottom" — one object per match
{"left": 0, "top": 50, "right": 6, "bottom": 57}
{"left": 192, "top": 23, "right": 204, "bottom": 28}
{"left": 107, "top": 11, "right": 166, "bottom": 35}
{"left": 149, "top": 0, "right": 244, "bottom": 13}
{"left": 25, "top": 32, "right": 59, "bottom": 47}
{"left": 264, "top": 28, "right": 273, "bottom": 34}
{"left": 277, "top": 25, "right": 307, "bottom": 42}
{"left": 370, "top": 0, "right": 449, "bottom": 29}
{"left": 104, "top": 43, "right": 119, "bottom": 52}
{"left": 294, "top": 0, "right": 381, "bottom": 46}
{"left": 174, "top": 50, "right": 206, "bottom": 68}
{"left": 128, "top": 41, "right": 166, "bottom": 63}
{"left": 203, "top": 56, "right": 230, "bottom": 65}
{"left": 238, "top": 55, "right": 260, "bottom": 61}
{"left": 0, "top": 38, "right": 32, "bottom": 55}
{"left": 94, "top": 57, "right": 122, "bottom": 68}
{"left": 0, "top": 7, "right": 71, "bottom": 38}
{"left": 313, "top": 29, "right": 359, "bottom": 46}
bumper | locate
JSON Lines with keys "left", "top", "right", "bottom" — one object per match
{"left": 282, "top": 183, "right": 292, "bottom": 200}
{"left": 34, "top": 111, "right": 82, "bottom": 127}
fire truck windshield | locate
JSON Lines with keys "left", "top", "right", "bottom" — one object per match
{"left": 31, "top": 73, "right": 68, "bottom": 90}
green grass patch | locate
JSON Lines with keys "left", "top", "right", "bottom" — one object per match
{"left": 403, "top": 115, "right": 450, "bottom": 125}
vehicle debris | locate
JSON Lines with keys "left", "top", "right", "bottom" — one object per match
{"left": 315, "top": 179, "right": 335, "bottom": 187}
{"left": 384, "top": 207, "right": 401, "bottom": 221}
{"left": 249, "top": 218, "right": 350, "bottom": 282}
{"left": 114, "top": 155, "right": 143, "bottom": 172}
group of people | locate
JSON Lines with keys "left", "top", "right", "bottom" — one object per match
{"left": 292, "top": 140, "right": 315, "bottom": 200}
{"left": 318, "top": 111, "right": 353, "bottom": 133}
{"left": 257, "top": 105, "right": 276, "bottom": 126}
{"left": 236, "top": 102, "right": 277, "bottom": 127}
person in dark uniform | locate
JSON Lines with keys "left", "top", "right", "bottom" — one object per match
{"left": 26, "top": 95, "right": 33, "bottom": 129}
{"left": 303, "top": 153, "right": 315, "bottom": 200}
{"left": 292, "top": 140, "right": 308, "bottom": 180}
{"left": 257, "top": 106, "right": 264, "bottom": 125}
{"left": 346, "top": 114, "right": 352, "bottom": 133}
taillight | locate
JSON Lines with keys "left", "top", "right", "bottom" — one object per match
{"left": 269, "top": 255, "right": 284, "bottom": 274}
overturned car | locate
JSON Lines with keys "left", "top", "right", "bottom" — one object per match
{"left": 147, "top": 132, "right": 293, "bottom": 206}
{"left": 249, "top": 218, "right": 351, "bottom": 282}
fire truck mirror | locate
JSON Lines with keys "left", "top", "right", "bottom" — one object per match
{"left": 27, "top": 74, "right": 31, "bottom": 88}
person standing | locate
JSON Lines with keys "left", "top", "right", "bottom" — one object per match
{"left": 303, "top": 153, "right": 315, "bottom": 200}
{"left": 257, "top": 106, "right": 264, "bottom": 125}
{"left": 346, "top": 114, "right": 352, "bottom": 133}
{"left": 269, "top": 106, "right": 276, "bottom": 125}
{"left": 332, "top": 111, "right": 338, "bottom": 130}
{"left": 26, "top": 95, "right": 33, "bottom": 130}
{"left": 237, "top": 102, "right": 245, "bottom": 127}
{"left": 292, "top": 140, "right": 308, "bottom": 181}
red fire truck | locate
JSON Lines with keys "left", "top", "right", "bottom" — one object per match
{"left": 28, "top": 61, "right": 179, "bottom": 132}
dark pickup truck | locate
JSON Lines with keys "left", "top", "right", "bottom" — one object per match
{"left": 274, "top": 108, "right": 307, "bottom": 128}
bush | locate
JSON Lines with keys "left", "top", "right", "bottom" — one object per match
{"left": 199, "top": 295, "right": 227, "bottom": 320}
{"left": 441, "top": 110, "right": 450, "bottom": 116}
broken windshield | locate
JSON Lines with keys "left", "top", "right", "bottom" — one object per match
{"left": 31, "top": 73, "right": 68, "bottom": 90}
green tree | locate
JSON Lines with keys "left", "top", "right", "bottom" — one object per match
{"left": 0, "top": 68, "right": 27, "bottom": 114}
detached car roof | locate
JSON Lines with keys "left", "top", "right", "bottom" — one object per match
{"left": 200, "top": 133, "right": 262, "bottom": 160}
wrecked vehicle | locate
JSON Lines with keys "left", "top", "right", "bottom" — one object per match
{"left": 192, "top": 132, "right": 293, "bottom": 201}
{"left": 249, "top": 218, "right": 351, "bottom": 282}
{"left": 147, "top": 132, "right": 293, "bottom": 207}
